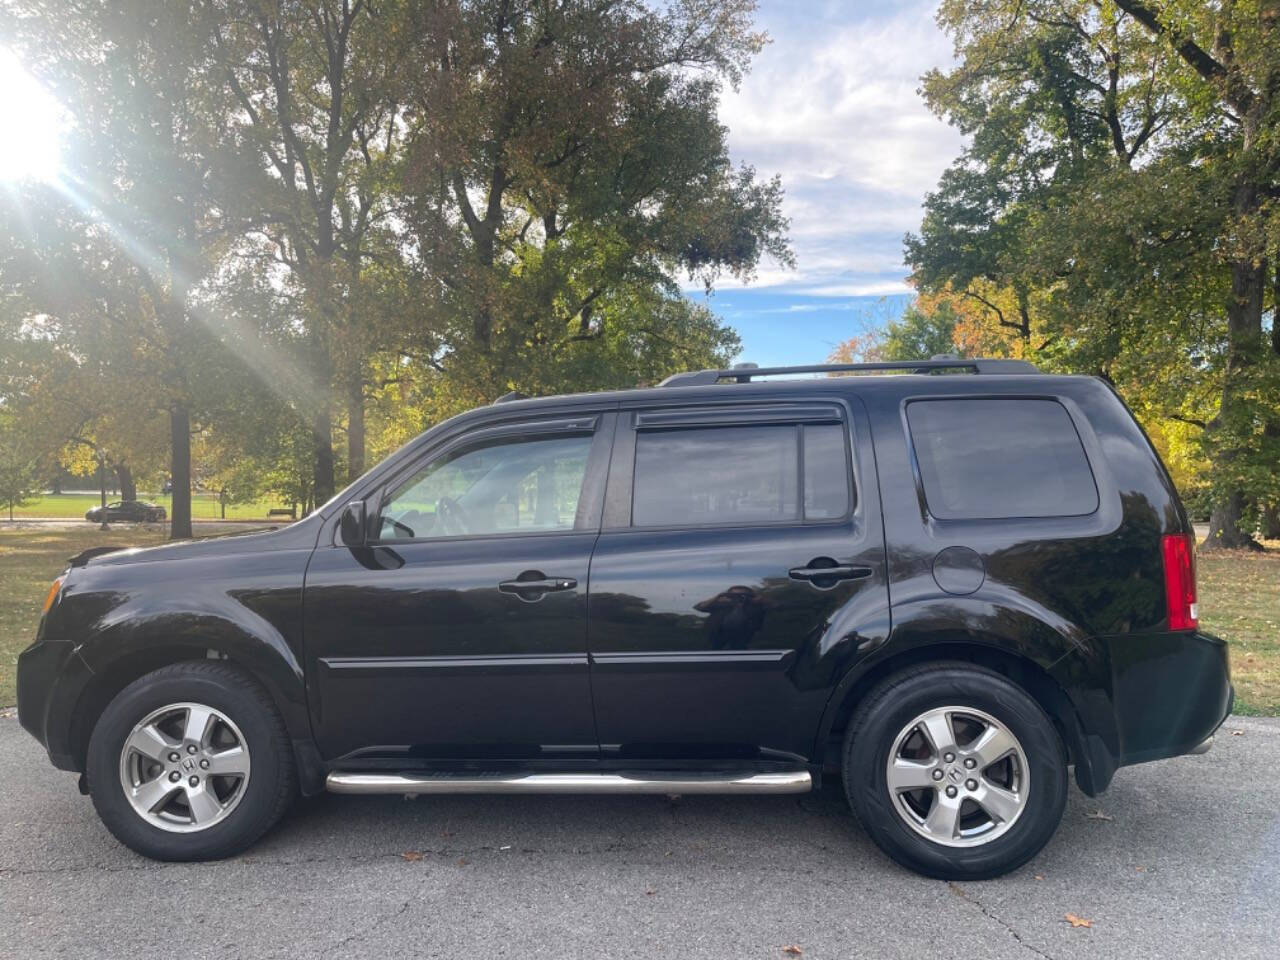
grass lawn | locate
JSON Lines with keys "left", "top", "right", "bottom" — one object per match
{"left": 10, "top": 491, "right": 289, "bottom": 521}
{"left": 1, "top": 528, "right": 1277, "bottom": 714}
{"left": 1197, "top": 542, "right": 1280, "bottom": 716}
{"left": 1, "top": 528, "right": 170, "bottom": 707}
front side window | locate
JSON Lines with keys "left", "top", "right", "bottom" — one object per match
{"left": 378, "top": 434, "right": 592, "bottom": 540}
{"left": 631, "top": 421, "right": 852, "bottom": 527}
{"left": 906, "top": 398, "right": 1099, "bottom": 520}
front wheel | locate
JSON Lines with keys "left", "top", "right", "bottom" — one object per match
{"left": 843, "top": 662, "right": 1067, "bottom": 880}
{"left": 86, "top": 661, "right": 296, "bottom": 861}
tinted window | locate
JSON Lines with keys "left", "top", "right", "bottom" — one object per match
{"left": 379, "top": 434, "right": 591, "bottom": 539}
{"left": 633, "top": 425, "right": 798, "bottom": 526}
{"left": 803, "top": 424, "right": 852, "bottom": 519}
{"left": 907, "top": 399, "right": 1098, "bottom": 519}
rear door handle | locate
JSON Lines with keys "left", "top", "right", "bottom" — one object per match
{"left": 498, "top": 571, "right": 578, "bottom": 601}
{"left": 788, "top": 560, "right": 873, "bottom": 584}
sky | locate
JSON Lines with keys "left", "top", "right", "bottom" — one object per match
{"left": 691, "top": 0, "right": 965, "bottom": 367}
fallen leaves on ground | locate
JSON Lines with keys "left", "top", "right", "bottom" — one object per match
{"left": 1064, "top": 914, "right": 1093, "bottom": 928}
{"left": 1085, "top": 809, "right": 1113, "bottom": 821}
{"left": 400, "top": 851, "right": 425, "bottom": 861}
{"left": 782, "top": 947, "right": 803, "bottom": 956}
{"left": 1232, "top": 729, "right": 1245, "bottom": 736}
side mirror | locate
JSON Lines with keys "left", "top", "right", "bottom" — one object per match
{"left": 340, "top": 500, "right": 367, "bottom": 545}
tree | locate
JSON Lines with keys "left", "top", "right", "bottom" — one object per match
{"left": 0, "top": 410, "right": 42, "bottom": 521}
{"left": 211, "top": 0, "right": 416, "bottom": 497}
{"left": 396, "top": 0, "right": 788, "bottom": 412}
{"left": 906, "top": 0, "right": 1280, "bottom": 549}
{"left": 4, "top": 0, "right": 256, "bottom": 539}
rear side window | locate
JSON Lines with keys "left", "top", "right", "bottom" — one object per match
{"left": 631, "top": 421, "right": 852, "bottom": 527}
{"left": 906, "top": 399, "right": 1098, "bottom": 520}
{"left": 803, "top": 424, "right": 852, "bottom": 519}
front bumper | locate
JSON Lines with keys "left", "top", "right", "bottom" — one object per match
{"left": 16, "top": 638, "right": 92, "bottom": 771}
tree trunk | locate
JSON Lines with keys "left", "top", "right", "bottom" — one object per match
{"left": 114, "top": 462, "right": 136, "bottom": 502}
{"left": 1261, "top": 502, "right": 1280, "bottom": 540}
{"left": 1265, "top": 261, "right": 1280, "bottom": 541}
{"left": 312, "top": 405, "right": 335, "bottom": 507}
{"left": 309, "top": 319, "right": 337, "bottom": 504}
{"left": 347, "top": 369, "right": 365, "bottom": 483}
{"left": 169, "top": 405, "right": 193, "bottom": 540}
{"left": 1201, "top": 180, "right": 1266, "bottom": 552}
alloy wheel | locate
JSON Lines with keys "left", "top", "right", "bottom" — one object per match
{"left": 884, "top": 705, "right": 1029, "bottom": 848}
{"left": 117, "top": 701, "right": 251, "bottom": 833}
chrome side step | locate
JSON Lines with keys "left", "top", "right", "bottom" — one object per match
{"left": 326, "top": 770, "right": 812, "bottom": 796}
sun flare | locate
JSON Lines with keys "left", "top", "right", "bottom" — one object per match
{"left": 0, "top": 49, "right": 65, "bottom": 183}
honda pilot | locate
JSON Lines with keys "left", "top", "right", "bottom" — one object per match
{"left": 17, "top": 358, "right": 1233, "bottom": 879}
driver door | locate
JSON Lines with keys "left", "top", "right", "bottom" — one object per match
{"left": 303, "top": 413, "right": 614, "bottom": 764}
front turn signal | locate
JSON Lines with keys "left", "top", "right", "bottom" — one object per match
{"left": 41, "top": 576, "right": 65, "bottom": 615}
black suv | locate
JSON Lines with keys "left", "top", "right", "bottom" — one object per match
{"left": 18, "top": 359, "right": 1232, "bottom": 879}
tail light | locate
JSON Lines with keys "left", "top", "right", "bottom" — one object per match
{"left": 1161, "top": 533, "right": 1198, "bottom": 631}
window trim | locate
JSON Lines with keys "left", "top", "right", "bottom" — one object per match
{"left": 901, "top": 394, "right": 1105, "bottom": 525}
{"left": 361, "top": 413, "right": 613, "bottom": 546}
{"left": 607, "top": 404, "right": 856, "bottom": 532}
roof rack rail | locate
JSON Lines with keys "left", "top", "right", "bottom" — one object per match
{"left": 657, "top": 356, "right": 1038, "bottom": 387}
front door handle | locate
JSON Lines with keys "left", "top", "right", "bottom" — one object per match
{"left": 498, "top": 571, "right": 578, "bottom": 601}
{"left": 788, "top": 559, "right": 873, "bottom": 586}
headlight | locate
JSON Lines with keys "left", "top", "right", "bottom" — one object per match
{"left": 41, "top": 576, "right": 65, "bottom": 614}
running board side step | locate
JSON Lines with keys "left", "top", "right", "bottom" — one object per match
{"left": 325, "top": 770, "right": 812, "bottom": 795}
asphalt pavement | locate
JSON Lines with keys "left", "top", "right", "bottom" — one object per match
{"left": 1, "top": 713, "right": 1276, "bottom": 960}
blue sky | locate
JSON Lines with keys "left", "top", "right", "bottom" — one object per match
{"left": 689, "top": 0, "right": 964, "bottom": 367}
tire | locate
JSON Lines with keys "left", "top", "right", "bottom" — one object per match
{"left": 842, "top": 662, "right": 1067, "bottom": 880}
{"left": 86, "top": 661, "right": 296, "bottom": 861}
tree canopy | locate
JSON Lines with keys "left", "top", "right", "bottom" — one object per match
{"left": 0, "top": 0, "right": 788, "bottom": 530}
{"left": 898, "top": 0, "right": 1280, "bottom": 547}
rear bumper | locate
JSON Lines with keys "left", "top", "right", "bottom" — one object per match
{"left": 1111, "top": 630, "right": 1233, "bottom": 767}
{"left": 1065, "top": 629, "right": 1232, "bottom": 794}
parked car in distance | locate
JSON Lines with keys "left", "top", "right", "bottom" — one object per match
{"left": 21, "top": 358, "right": 1231, "bottom": 879}
{"left": 84, "top": 500, "right": 167, "bottom": 523}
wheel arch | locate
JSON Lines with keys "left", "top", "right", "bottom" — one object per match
{"left": 66, "top": 629, "right": 324, "bottom": 796}
{"left": 814, "top": 639, "right": 1107, "bottom": 796}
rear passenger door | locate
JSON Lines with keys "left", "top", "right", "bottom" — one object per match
{"left": 586, "top": 399, "right": 889, "bottom": 764}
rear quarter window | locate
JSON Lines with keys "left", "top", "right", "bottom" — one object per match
{"left": 906, "top": 398, "right": 1098, "bottom": 520}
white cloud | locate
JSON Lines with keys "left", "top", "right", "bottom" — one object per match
{"left": 792, "top": 280, "right": 915, "bottom": 297}
{"left": 716, "top": 1, "right": 963, "bottom": 294}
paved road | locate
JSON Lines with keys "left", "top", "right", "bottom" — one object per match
{"left": 1, "top": 715, "right": 1276, "bottom": 960}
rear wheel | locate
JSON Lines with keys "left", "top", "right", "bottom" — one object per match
{"left": 843, "top": 662, "right": 1067, "bottom": 880}
{"left": 86, "top": 661, "right": 295, "bottom": 861}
